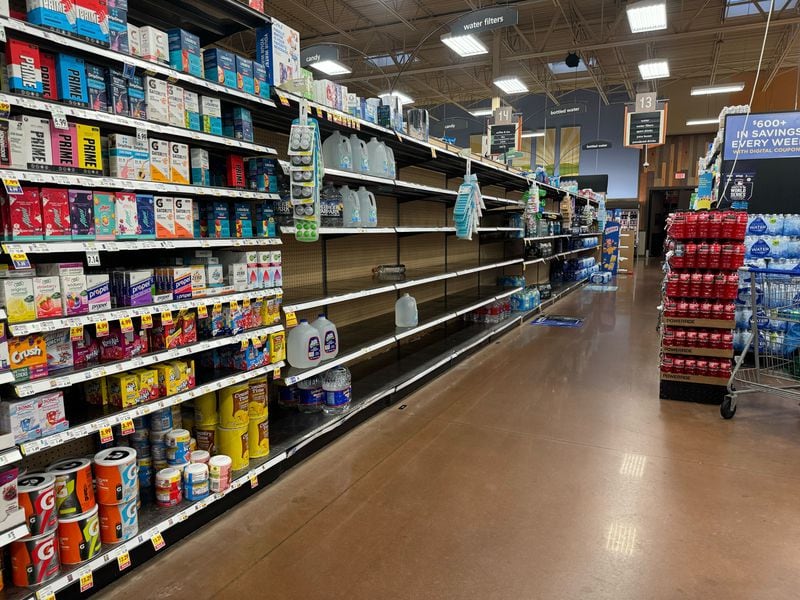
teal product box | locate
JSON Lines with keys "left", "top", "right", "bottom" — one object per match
{"left": 203, "top": 48, "right": 236, "bottom": 88}
{"left": 108, "top": 7, "right": 128, "bottom": 53}
{"left": 200, "top": 96, "right": 222, "bottom": 136}
{"left": 135, "top": 194, "right": 156, "bottom": 239}
{"left": 235, "top": 56, "right": 254, "bottom": 95}
{"left": 93, "top": 191, "right": 116, "bottom": 240}
{"left": 106, "top": 68, "right": 129, "bottom": 116}
{"left": 86, "top": 64, "right": 108, "bottom": 112}
{"left": 231, "top": 202, "right": 253, "bottom": 238}
{"left": 168, "top": 29, "right": 202, "bottom": 78}
{"left": 190, "top": 148, "right": 210, "bottom": 187}
{"left": 183, "top": 90, "right": 200, "bottom": 131}
{"left": 127, "top": 75, "right": 146, "bottom": 120}
{"left": 209, "top": 201, "right": 230, "bottom": 238}
{"left": 253, "top": 61, "right": 269, "bottom": 99}
{"left": 255, "top": 203, "right": 276, "bottom": 238}
{"left": 75, "top": 0, "right": 110, "bottom": 46}
{"left": 222, "top": 107, "right": 253, "bottom": 142}
{"left": 192, "top": 200, "right": 202, "bottom": 238}
{"left": 26, "top": 0, "right": 77, "bottom": 34}
{"left": 55, "top": 54, "right": 89, "bottom": 107}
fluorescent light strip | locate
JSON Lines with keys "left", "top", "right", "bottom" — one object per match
{"left": 638, "top": 59, "right": 670, "bottom": 80}
{"left": 691, "top": 83, "right": 745, "bottom": 96}
{"left": 494, "top": 77, "right": 528, "bottom": 94}
{"left": 686, "top": 118, "right": 720, "bottom": 126}
{"left": 441, "top": 34, "right": 488, "bottom": 57}
{"left": 380, "top": 91, "right": 414, "bottom": 105}
{"left": 308, "top": 60, "right": 351, "bottom": 76}
{"left": 521, "top": 131, "right": 545, "bottom": 138}
{"left": 627, "top": 0, "right": 667, "bottom": 33}
{"left": 469, "top": 108, "right": 494, "bottom": 117}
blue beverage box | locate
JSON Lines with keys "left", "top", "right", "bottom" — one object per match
{"left": 75, "top": 0, "right": 110, "bottom": 46}
{"left": 253, "top": 61, "right": 269, "bottom": 99}
{"left": 168, "top": 29, "right": 203, "bottom": 78}
{"left": 135, "top": 194, "right": 156, "bottom": 239}
{"left": 106, "top": 68, "right": 129, "bottom": 116}
{"left": 55, "top": 54, "right": 89, "bottom": 106}
{"left": 85, "top": 64, "right": 108, "bottom": 112}
{"left": 203, "top": 48, "right": 236, "bottom": 88}
{"left": 235, "top": 55, "right": 254, "bottom": 95}
{"left": 232, "top": 202, "right": 253, "bottom": 238}
{"left": 127, "top": 75, "right": 146, "bottom": 120}
{"left": 108, "top": 7, "right": 129, "bottom": 54}
{"left": 27, "top": 0, "right": 77, "bottom": 34}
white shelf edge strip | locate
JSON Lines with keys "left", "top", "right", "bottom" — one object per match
{"left": 0, "top": 17, "right": 277, "bottom": 111}
{"left": 13, "top": 325, "right": 284, "bottom": 397}
{"left": 281, "top": 226, "right": 520, "bottom": 235}
{"left": 0, "top": 93, "right": 277, "bottom": 155}
{"left": 2, "top": 238, "right": 282, "bottom": 254}
{"left": 0, "top": 510, "right": 28, "bottom": 548}
{"left": 20, "top": 362, "right": 284, "bottom": 456}
{"left": 9, "top": 289, "right": 283, "bottom": 336}
{"left": 0, "top": 448, "right": 22, "bottom": 467}
{"left": 0, "top": 169, "right": 278, "bottom": 200}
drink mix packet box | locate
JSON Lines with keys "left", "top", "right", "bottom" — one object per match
{"left": 168, "top": 28, "right": 202, "bottom": 78}
{"left": 127, "top": 23, "right": 140, "bottom": 56}
{"left": 128, "top": 74, "right": 146, "bottom": 120}
{"left": 86, "top": 273, "right": 111, "bottom": 312}
{"left": 203, "top": 48, "right": 236, "bottom": 88}
{"left": 108, "top": 5, "right": 128, "bottom": 53}
{"left": 107, "top": 372, "right": 140, "bottom": 408}
{"left": 190, "top": 148, "right": 210, "bottom": 186}
{"left": 115, "top": 192, "right": 139, "bottom": 238}
{"left": 0, "top": 397, "right": 42, "bottom": 443}
{"left": 0, "top": 278, "right": 35, "bottom": 323}
{"left": 120, "top": 270, "right": 152, "bottom": 306}
{"left": 60, "top": 274, "right": 88, "bottom": 316}
{"left": 39, "top": 51, "right": 58, "bottom": 100}
{"left": 167, "top": 83, "right": 185, "bottom": 128}
{"left": 93, "top": 191, "right": 116, "bottom": 240}
{"left": 27, "top": 0, "right": 78, "bottom": 34}
{"left": 184, "top": 90, "right": 200, "bottom": 131}
{"left": 33, "top": 276, "right": 63, "bottom": 319}
{"left": 200, "top": 96, "right": 222, "bottom": 135}
{"left": 106, "top": 68, "right": 129, "bottom": 116}
{"left": 86, "top": 63, "right": 109, "bottom": 112}
{"left": 149, "top": 138, "right": 170, "bottom": 182}
{"left": 169, "top": 142, "right": 189, "bottom": 185}
{"left": 84, "top": 377, "right": 107, "bottom": 405}
{"left": 133, "top": 367, "right": 158, "bottom": 402}
{"left": 36, "top": 390, "right": 68, "bottom": 435}
{"left": 140, "top": 25, "right": 168, "bottom": 63}
{"left": 50, "top": 122, "right": 79, "bottom": 173}
{"left": 173, "top": 197, "right": 193, "bottom": 238}
{"left": 253, "top": 60, "right": 269, "bottom": 99}
{"left": 136, "top": 194, "right": 155, "bottom": 238}
{"left": 74, "top": 0, "right": 110, "bottom": 46}
{"left": 7, "top": 39, "right": 43, "bottom": 96}
{"left": 235, "top": 55, "right": 254, "bottom": 95}
{"left": 8, "top": 334, "right": 48, "bottom": 382}
{"left": 0, "top": 323, "right": 9, "bottom": 372}
{"left": 134, "top": 133, "right": 149, "bottom": 180}
{"left": 145, "top": 76, "right": 168, "bottom": 124}
{"left": 55, "top": 53, "right": 88, "bottom": 106}
{"left": 154, "top": 196, "right": 174, "bottom": 238}
{"left": 108, "top": 132, "right": 135, "bottom": 179}
{"left": 6, "top": 187, "right": 43, "bottom": 240}
{"left": 69, "top": 189, "right": 95, "bottom": 239}
{"left": 42, "top": 330, "right": 73, "bottom": 372}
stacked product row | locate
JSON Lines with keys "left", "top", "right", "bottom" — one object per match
{"left": 744, "top": 213, "right": 800, "bottom": 268}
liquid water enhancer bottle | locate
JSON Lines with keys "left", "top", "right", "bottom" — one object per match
{"left": 322, "top": 366, "right": 351, "bottom": 415}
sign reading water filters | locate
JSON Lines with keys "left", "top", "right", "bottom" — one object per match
{"left": 723, "top": 111, "right": 800, "bottom": 160}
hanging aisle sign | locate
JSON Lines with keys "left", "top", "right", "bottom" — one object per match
{"left": 723, "top": 111, "right": 800, "bottom": 160}
{"left": 489, "top": 123, "right": 518, "bottom": 155}
{"left": 450, "top": 7, "right": 518, "bottom": 34}
{"left": 548, "top": 103, "right": 586, "bottom": 118}
{"left": 300, "top": 45, "right": 339, "bottom": 68}
{"left": 582, "top": 140, "right": 612, "bottom": 150}
{"left": 624, "top": 108, "right": 666, "bottom": 147}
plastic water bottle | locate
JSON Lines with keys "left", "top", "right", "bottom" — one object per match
{"left": 322, "top": 366, "right": 351, "bottom": 415}
{"left": 287, "top": 320, "right": 322, "bottom": 368}
{"left": 366, "top": 137, "right": 389, "bottom": 178}
{"left": 350, "top": 135, "right": 370, "bottom": 174}
{"left": 297, "top": 376, "right": 323, "bottom": 413}
{"left": 357, "top": 187, "right": 377, "bottom": 227}
{"left": 340, "top": 185, "right": 361, "bottom": 227}
{"left": 395, "top": 293, "right": 418, "bottom": 327}
{"left": 322, "top": 131, "right": 352, "bottom": 171}
{"left": 311, "top": 314, "right": 339, "bottom": 360}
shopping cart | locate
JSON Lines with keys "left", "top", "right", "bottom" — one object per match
{"left": 725, "top": 267, "right": 800, "bottom": 418}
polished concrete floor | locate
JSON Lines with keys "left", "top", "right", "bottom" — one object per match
{"left": 99, "top": 263, "right": 800, "bottom": 600}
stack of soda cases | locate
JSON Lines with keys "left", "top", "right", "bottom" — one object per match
{"left": 660, "top": 210, "right": 747, "bottom": 381}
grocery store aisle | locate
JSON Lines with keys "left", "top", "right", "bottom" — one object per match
{"left": 99, "top": 262, "right": 800, "bottom": 600}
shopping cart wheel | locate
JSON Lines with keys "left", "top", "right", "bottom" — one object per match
{"left": 721, "top": 396, "right": 737, "bottom": 420}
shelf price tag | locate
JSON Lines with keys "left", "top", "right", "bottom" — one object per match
{"left": 0, "top": 102, "right": 9, "bottom": 120}
{"left": 95, "top": 321, "right": 109, "bottom": 337}
{"left": 160, "top": 311, "right": 173, "bottom": 326}
{"left": 70, "top": 325, "right": 84, "bottom": 341}
{"left": 86, "top": 250, "right": 101, "bottom": 266}
{"left": 9, "top": 251, "right": 30, "bottom": 269}
{"left": 277, "top": 93, "right": 290, "bottom": 107}
{"left": 229, "top": 300, "right": 239, "bottom": 312}
{"left": 117, "top": 550, "right": 131, "bottom": 571}
{"left": 240, "top": 339, "right": 249, "bottom": 351}
{"left": 79, "top": 571, "right": 94, "bottom": 592}
{"left": 273, "top": 366, "right": 281, "bottom": 379}
{"left": 151, "top": 531, "right": 166, "bottom": 551}
{"left": 285, "top": 311, "right": 298, "bottom": 328}
{"left": 50, "top": 107, "right": 69, "bottom": 130}
{"left": 120, "top": 419, "right": 135, "bottom": 436}
{"left": 197, "top": 304, "right": 208, "bottom": 319}
{"left": 37, "top": 591, "right": 55, "bottom": 600}
{"left": 0, "top": 176, "right": 20, "bottom": 195}
{"left": 430, "top": 146, "right": 437, "bottom": 159}
{"left": 141, "top": 313, "right": 153, "bottom": 329}
{"left": 119, "top": 316, "right": 134, "bottom": 333}
{"left": 243, "top": 298, "right": 251, "bottom": 309}
{"left": 250, "top": 473, "right": 258, "bottom": 488}
{"left": 99, "top": 426, "right": 113, "bottom": 444}
{"left": 313, "top": 106, "right": 322, "bottom": 118}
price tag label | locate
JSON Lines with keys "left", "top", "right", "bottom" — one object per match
{"left": 117, "top": 550, "right": 131, "bottom": 571}
{"left": 141, "top": 313, "right": 153, "bottom": 329}
{"left": 230, "top": 300, "right": 239, "bottom": 312}
{"left": 70, "top": 325, "right": 84, "bottom": 341}
{"left": 273, "top": 366, "right": 281, "bottom": 379}
{"left": 431, "top": 146, "right": 437, "bottom": 159}
{"left": 79, "top": 571, "right": 94, "bottom": 592}
{"left": 9, "top": 251, "right": 30, "bottom": 269}
{"left": 86, "top": 250, "right": 101, "bottom": 266}
{"left": 243, "top": 298, "right": 251, "bottom": 309}
{"left": 151, "top": 531, "right": 166, "bottom": 551}
{"left": 120, "top": 419, "right": 135, "bottom": 436}
{"left": 99, "top": 426, "right": 113, "bottom": 444}
{"left": 37, "top": 590, "right": 54, "bottom": 600}
{"left": 197, "top": 304, "right": 208, "bottom": 319}
{"left": 0, "top": 25, "right": 6, "bottom": 44}
{"left": 136, "top": 128, "right": 148, "bottom": 144}
{"left": 250, "top": 474, "right": 258, "bottom": 488}
{"left": 213, "top": 302, "right": 222, "bottom": 315}
{"left": 120, "top": 316, "right": 134, "bottom": 333}
{"left": 0, "top": 102, "right": 9, "bottom": 120}
{"left": 285, "top": 311, "right": 298, "bottom": 328}
{"left": 277, "top": 93, "right": 290, "bottom": 107}
{"left": 160, "top": 311, "right": 173, "bottom": 326}
{"left": 96, "top": 321, "right": 109, "bottom": 337}
{"left": 51, "top": 107, "right": 69, "bottom": 130}
{"left": 240, "top": 339, "right": 249, "bottom": 351}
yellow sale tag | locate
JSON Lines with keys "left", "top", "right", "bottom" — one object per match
{"left": 197, "top": 305, "right": 208, "bottom": 319}
{"left": 141, "top": 313, "right": 153, "bottom": 329}
{"left": 285, "top": 311, "right": 298, "bottom": 328}
{"left": 160, "top": 311, "right": 173, "bottom": 326}
{"left": 252, "top": 337, "right": 262, "bottom": 348}
{"left": 120, "top": 419, "right": 135, "bottom": 436}
{"left": 151, "top": 531, "right": 166, "bottom": 551}
{"left": 240, "top": 339, "right": 249, "bottom": 351}
{"left": 117, "top": 551, "right": 131, "bottom": 571}
{"left": 70, "top": 325, "right": 84, "bottom": 341}
{"left": 99, "top": 426, "right": 113, "bottom": 444}
{"left": 213, "top": 302, "right": 222, "bottom": 315}
{"left": 38, "top": 592, "right": 55, "bottom": 600}
{"left": 230, "top": 300, "right": 239, "bottom": 312}
{"left": 313, "top": 106, "right": 322, "bottom": 118}
{"left": 273, "top": 366, "right": 281, "bottom": 379}
{"left": 95, "top": 321, "right": 109, "bottom": 337}
{"left": 120, "top": 316, "right": 133, "bottom": 333}
{"left": 277, "top": 93, "right": 290, "bottom": 107}
{"left": 250, "top": 474, "right": 258, "bottom": 488}
{"left": 243, "top": 298, "right": 251, "bottom": 309}
{"left": 79, "top": 571, "right": 93, "bottom": 592}
{"left": 9, "top": 251, "right": 30, "bottom": 269}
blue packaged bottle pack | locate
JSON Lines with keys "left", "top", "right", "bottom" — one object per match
{"left": 235, "top": 56, "right": 254, "bottom": 95}
{"left": 55, "top": 54, "right": 89, "bottom": 106}
{"left": 168, "top": 29, "right": 203, "bottom": 78}
{"left": 27, "top": 0, "right": 77, "bottom": 34}
{"left": 203, "top": 48, "right": 236, "bottom": 88}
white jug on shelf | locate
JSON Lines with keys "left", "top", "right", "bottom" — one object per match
{"left": 385, "top": 145, "right": 396, "bottom": 179}
{"left": 340, "top": 185, "right": 361, "bottom": 227}
{"left": 356, "top": 186, "right": 377, "bottom": 228}
{"left": 311, "top": 314, "right": 339, "bottom": 360}
{"left": 395, "top": 293, "right": 418, "bottom": 328}
{"left": 322, "top": 131, "right": 353, "bottom": 171}
{"left": 349, "top": 134, "right": 370, "bottom": 174}
{"left": 366, "top": 137, "right": 389, "bottom": 178}
{"left": 287, "top": 320, "right": 322, "bottom": 368}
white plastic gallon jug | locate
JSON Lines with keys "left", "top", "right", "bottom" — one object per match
{"left": 340, "top": 185, "right": 361, "bottom": 227}
{"left": 367, "top": 137, "right": 389, "bottom": 178}
{"left": 322, "top": 131, "right": 353, "bottom": 171}
{"left": 395, "top": 293, "right": 418, "bottom": 327}
{"left": 385, "top": 146, "right": 396, "bottom": 179}
{"left": 357, "top": 186, "right": 377, "bottom": 227}
{"left": 311, "top": 314, "right": 339, "bottom": 360}
{"left": 350, "top": 135, "right": 370, "bottom": 174}
{"left": 287, "top": 320, "right": 322, "bottom": 368}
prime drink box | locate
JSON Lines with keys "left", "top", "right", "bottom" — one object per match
{"left": 26, "top": 0, "right": 78, "bottom": 34}
{"left": 55, "top": 54, "right": 88, "bottom": 106}
{"left": 50, "top": 123, "right": 79, "bottom": 172}
{"left": 7, "top": 39, "right": 43, "bottom": 96}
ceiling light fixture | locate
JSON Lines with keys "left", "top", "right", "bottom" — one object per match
{"left": 521, "top": 131, "right": 545, "bottom": 138}
{"left": 626, "top": 0, "right": 667, "bottom": 33}
{"left": 493, "top": 77, "right": 528, "bottom": 95}
{"left": 638, "top": 59, "right": 670, "bottom": 80}
{"left": 308, "top": 60, "right": 352, "bottom": 76}
{"left": 441, "top": 34, "right": 488, "bottom": 57}
{"left": 686, "top": 118, "right": 720, "bottom": 126}
{"left": 469, "top": 108, "right": 494, "bottom": 117}
{"left": 690, "top": 82, "right": 745, "bottom": 95}
{"left": 380, "top": 91, "right": 414, "bottom": 105}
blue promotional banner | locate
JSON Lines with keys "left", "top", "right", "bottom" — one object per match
{"left": 723, "top": 112, "right": 800, "bottom": 160}
{"left": 601, "top": 221, "right": 621, "bottom": 274}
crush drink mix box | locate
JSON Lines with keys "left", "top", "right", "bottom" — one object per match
{"left": 68, "top": 189, "right": 95, "bottom": 239}
{"left": 145, "top": 76, "right": 168, "bottom": 123}
{"left": 76, "top": 123, "right": 102, "bottom": 173}
{"left": 115, "top": 192, "right": 139, "bottom": 238}
{"left": 55, "top": 53, "right": 88, "bottom": 106}
{"left": 26, "top": 0, "right": 77, "bottom": 34}
{"left": 168, "top": 29, "right": 202, "bottom": 77}
{"left": 93, "top": 191, "right": 116, "bottom": 239}
{"left": 136, "top": 194, "right": 155, "bottom": 238}
{"left": 86, "top": 63, "right": 109, "bottom": 112}
{"left": 167, "top": 83, "right": 185, "bottom": 128}
{"left": 149, "top": 138, "right": 170, "bottom": 182}
{"left": 8, "top": 334, "right": 48, "bottom": 381}
{"left": 184, "top": 90, "right": 200, "bottom": 131}
{"left": 74, "top": 0, "right": 109, "bottom": 45}
{"left": 154, "top": 196, "right": 174, "bottom": 238}
{"left": 7, "top": 39, "right": 43, "bottom": 96}
{"left": 169, "top": 142, "right": 189, "bottom": 185}
{"left": 50, "top": 123, "right": 79, "bottom": 172}
{"left": 128, "top": 75, "right": 146, "bottom": 120}
{"left": 41, "top": 187, "right": 71, "bottom": 239}
{"left": 39, "top": 51, "right": 58, "bottom": 101}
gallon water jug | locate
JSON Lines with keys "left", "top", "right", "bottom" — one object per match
{"left": 322, "top": 131, "right": 353, "bottom": 171}
{"left": 356, "top": 186, "right": 377, "bottom": 228}
{"left": 287, "top": 320, "right": 322, "bottom": 368}
{"left": 350, "top": 134, "right": 370, "bottom": 174}
{"left": 311, "top": 314, "right": 339, "bottom": 360}
{"left": 366, "top": 137, "right": 389, "bottom": 178}
{"left": 340, "top": 185, "right": 361, "bottom": 227}
{"left": 395, "top": 293, "right": 418, "bottom": 327}
{"left": 385, "top": 146, "right": 396, "bottom": 179}
{"left": 322, "top": 366, "right": 351, "bottom": 415}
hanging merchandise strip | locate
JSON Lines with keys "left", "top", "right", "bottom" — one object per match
{"left": 2, "top": 238, "right": 282, "bottom": 254}
{"left": 12, "top": 325, "right": 284, "bottom": 397}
